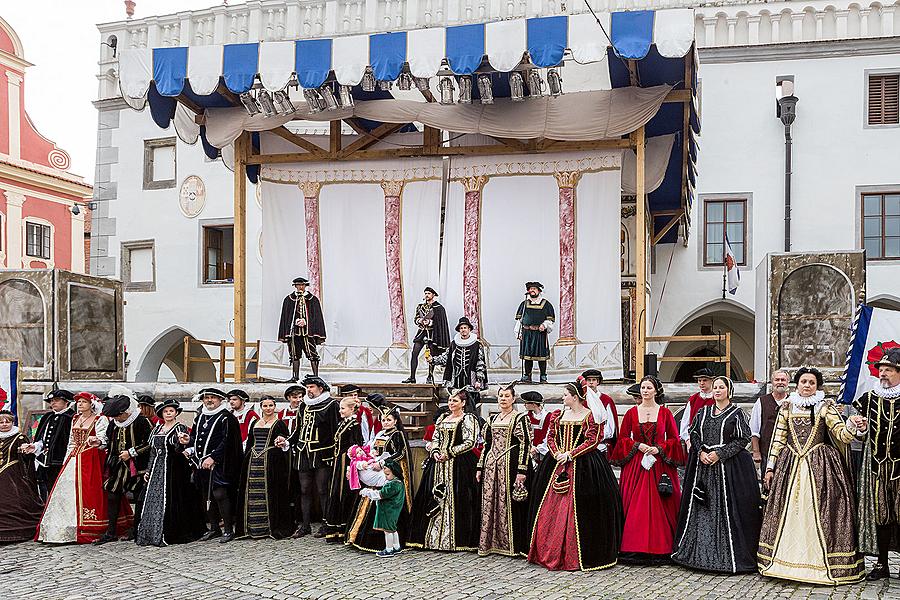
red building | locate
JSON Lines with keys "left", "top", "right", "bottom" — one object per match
{"left": 0, "top": 16, "right": 92, "bottom": 273}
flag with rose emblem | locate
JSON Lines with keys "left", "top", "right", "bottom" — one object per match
{"left": 0, "top": 361, "right": 18, "bottom": 423}
{"left": 841, "top": 305, "right": 900, "bottom": 404}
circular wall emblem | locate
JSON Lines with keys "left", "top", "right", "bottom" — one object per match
{"left": 179, "top": 175, "right": 206, "bottom": 218}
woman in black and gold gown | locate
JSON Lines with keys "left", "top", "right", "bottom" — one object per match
{"left": 0, "top": 410, "right": 44, "bottom": 543}
{"left": 237, "top": 396, "right": 293, "bottom": 540}
{"left": 345, "top": 405, "right": 413, "bottom": 552}
{"left": 527, "top": 382, "right": 623, "bottom": 571}
{"left": 408, "top": 387, "right": 481, "bottom": 552}
{"left": 323, "top": 397, "right": 364, "bottom": 542}
{"left": 672, "top": 376, "right": 761, "bottom": 574}
{"left": 136, "top": 400, "right": 205, "bottom": 546}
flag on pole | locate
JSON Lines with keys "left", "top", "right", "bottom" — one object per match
{"left": 841, "top": 305, "right": 900, "bottom": 404}
{"left": 0, "top": 361, "right": 18, "bottom": 423}
{"left": 724, "top": 234, "right": 740, "bottom": 294}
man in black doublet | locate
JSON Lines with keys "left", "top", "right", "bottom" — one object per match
{"left": 278, "top": 276, "right": 327, "bottom": 381}
{"left": 27, "top": 389, "right": 75, "bottom": 500}
{"left": 181, "top": 387, "right": 243, "bottom": 544}
{"left": 403, "top": 286, "right": 451, "bottom": 384}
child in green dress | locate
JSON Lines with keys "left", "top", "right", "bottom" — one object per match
{"left": 360, "top": 459, "right": 406, "bottom": 557}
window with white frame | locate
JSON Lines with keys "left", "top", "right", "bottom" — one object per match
{"left": 25, "top": 221, "right": 51, "bottom": 260}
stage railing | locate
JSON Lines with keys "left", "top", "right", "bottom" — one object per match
{"left": 645, "top": 333, "right": 732, "bottom": 379}
{"left": 182, "top": 336, "right": 260, "bottom": 383}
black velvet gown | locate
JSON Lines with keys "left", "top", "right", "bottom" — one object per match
{"left": 408, "top": 413, "right": 481, "bottom": 551}
{"left": 345, "top": 427, "right": 413, "bottom": 552}
{"left": 527, "top": 412, "right": 623, "bottom": 571}
{"left": 0, "top": 432, "right": 44, "bottom": 543}
{"left": 324, "top": 417, "right": 364, "bottom": 541}
{"left": 671, "top": 403, "right": 761, "bottom": 573}
{"left": 237, "top": 420, "right": 294, "bottom": 539}
{"left": 137, "top": 423, "right": 206, "bottom": 546}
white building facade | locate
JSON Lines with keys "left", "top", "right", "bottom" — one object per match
{"left": 93, "top": 0, "right": 900, "bottom": 383}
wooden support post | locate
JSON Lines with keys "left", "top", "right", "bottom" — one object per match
{"left": 182, "top": 336, "right": 190, "bottom": 382}
{"left": 634, "top": 126, "right": 647, "bottom": 380}
{"left": 329, "top": 120, "right": 342, "bottom": 154}
{"left": 725, "top": 332, "right": 732, "bottom": 379}
{"left": 233, "top": 132, "right": 249, "bottom": 382}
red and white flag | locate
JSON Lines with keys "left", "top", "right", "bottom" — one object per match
{"left": 724, "top": 234, "right": 740, "bottom": 294}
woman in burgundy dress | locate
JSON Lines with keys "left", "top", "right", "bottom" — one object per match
{"left": 527, "top": 381, "right": 623, "bottom": 571}
{"left": 611, "top": 376, "right": 685, "bottom": 562}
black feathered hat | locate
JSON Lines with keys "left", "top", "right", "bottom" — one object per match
{"left": 301, "top": 375, "right": 330, "bottom": 391}
{"left": 154, "top": 398, "right": 182, "bottom": 418}
{"left": 525, "top": 281, "right": 544, "bottom": 291}
{"left": 874, "top": 348, "right": 900, "bottom": 370}
{"left": 101, "top": 395, "right": 131, "bottom": 417}
{"left": 45, "top": 389, "right": 74, "bottom": 403}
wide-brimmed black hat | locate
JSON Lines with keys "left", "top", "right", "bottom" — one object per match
{"left": 525, "top": 281, "right": 544, "bottom": 291}
{"left": 226, "top": 389, "right": 250, "bottom": 401}
{"left": 198, "top": 387, "right": 227, "bottom": 399}
{"left": 340, "top": 384, "right": 363, "bottom": 396}
{"left": 693, "top": 368, "right": 715, "bottom": 380}
{"left": 284, "top": 385, "right": 305, "bottom": 399}
{"left": 455, "top": 317, "right": 474, "bottom": 332}
{"left": 581, "top": 369, "right": 604, "bottom": 382}
{"left": 45, "top": 389, "right": 74, "bottom": 403}
{"left": 793, "top": 366, "right": 824, "bottom": 388}
{"left": 292, "top": 276, "right": 309, "bottom": 285}
{"left": 874, "top": 348, "right": 900, "bottom": 370}
{"left": 137, "top": 394, "right": 155, "bottom": 407}
{"left": 154, "top": 398, "right": 182, "bottom": 418}
{"left": 102, "top": 395, "right": 131, "bottom": 417}
{"left": 424, "top": 286, "right": 438, "bottom": 296}
{"left": 520, "top": 391, "right": 544, "bottom": 405}
{"left": 301, "top": 375, "right": 330, "bottom": 391}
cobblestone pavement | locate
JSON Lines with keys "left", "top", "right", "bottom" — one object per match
{"left": 4, "top": 537, "right": 900, "bottom": 600}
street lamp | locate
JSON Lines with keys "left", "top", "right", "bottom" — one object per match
{"left": 776, "top": 78, "right": 798, "bottom": 252}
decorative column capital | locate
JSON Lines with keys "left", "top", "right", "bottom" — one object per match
{"left": 3, "top": 190, "right": 25, "bottom": 206}
{"left": 298, "top": 181, "right": 321, "bottom": 198}
{"left": 461, "top": 175, "right": 487, "bottom": 193}
{"left": 554, "top": 171, "right": 582, "bottom": 189}
{"left": 380, "top": 180, "right": 405, "bottom": 197}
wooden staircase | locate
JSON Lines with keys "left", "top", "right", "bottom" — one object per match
{"left": 334, "top": 383, "right": 439, "bottom": 440}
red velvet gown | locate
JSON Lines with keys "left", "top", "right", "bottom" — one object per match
{"left": 611, "top": 406, "right": 685, "bottom": 557}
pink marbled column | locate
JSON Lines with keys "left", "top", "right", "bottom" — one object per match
{"left": 381, "top": 181, "right": 408, "bottom": 347}
{"left": 300, "top": 182, "right": 322, "bottom": 298}
{"left": 462, "top": 176, "right": 487, "bottom": 334}
{"left": 555, "top": 172, "right": 581, "bottom": 344}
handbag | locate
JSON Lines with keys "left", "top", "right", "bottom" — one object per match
{"left": 657, "top": 472, "right": 674, "bottom": 497}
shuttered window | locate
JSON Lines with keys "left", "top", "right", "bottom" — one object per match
{"left": 869, "top": 74, "right": 900, "bottom": 126}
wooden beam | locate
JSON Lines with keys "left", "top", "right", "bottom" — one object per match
{"left": 424, "top": 126, "right": 440, "bottom": 153}
{"left": 634, "top": 125, "right": 647, "bottom": 380}
{"left": 329, "top": 120, "right": 342, "bottom": 154}
{"left": 270, "top": 126, "right": 328, "bottom": 157}
{"left": 232, "top": 132, "right": 249, "bottom": 382}
{"left": 246, "top": 137, "right": 632, "bottom": 165}
{"left": 338, "top": 122, "right": 405, "bottom": 159}
{"left": 488, "top": 136, "right": 529, "bottom": 151}
{"left": 651, "top": 210, "right": 684, "bottom": 245}
{"left": 663, "top": 89, "right": 693, "bottom": 103}
{"left": 420, "top": 88, "right": 436, "bottom": 103}
{"left": 343, "top": 118, "right": 369, "bottom": 136}
{"left": 626, "top": 60, "right": 641, "bottom": 87}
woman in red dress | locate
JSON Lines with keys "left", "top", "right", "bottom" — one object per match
{"left": 611, "top": 376, "right": 685, "bottom": 562}
{"left": 35, "top": 393, "right": 132, "bottom": 544}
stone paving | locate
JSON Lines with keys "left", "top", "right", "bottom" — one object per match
{"left": 4, "top": 537, "right": 900, "bottom": 600}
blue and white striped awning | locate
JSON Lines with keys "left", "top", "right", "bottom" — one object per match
{"left": 119, "top": 9, "right": 694, "bottom": 100}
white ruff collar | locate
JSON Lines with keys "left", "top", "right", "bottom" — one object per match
{"left": 232, "top": 405, "right": 255, "bottom": 419}
{"left": 788, "top": 390, "right": 825, "bottom": 408}
{"left": 305, "top": 391, "right": 332, "bottom": 407}
{"left": 201, "top": 402, "right": 230, "bottom": 416}
{"left": 454, "top": 332, "right": 478, "bottom": 347}
{"left": 0, "top": 426, "right": 20, "bottom": 439}
{"left": 526, "top": 294, "right": 544, "bottom": 305}
{"left": 113, "top": 398, "right": 141, "bottom": 428}
{"left": 698, "top": 390, "right": 713, "bottom": 400}
{"left": 874, "top": 381, "right": 900, "bottom": 399}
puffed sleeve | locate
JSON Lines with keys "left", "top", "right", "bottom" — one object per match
{"left": 449, "top": 414, "right": 478, "bottom": 457}
{"left": 657, "top": 407, "right": 686, "bottom": 466}
{"left": 513, "top": 413, "right": 532, "bottom": 473}
{"left": 609, "top": 407, "right": 638, "bottom": 466}
{"left": 570, "top": 414, "right": 600, "bottom": 458}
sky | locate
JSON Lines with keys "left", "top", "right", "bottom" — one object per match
{"left": 3, "top": 1, "right": 221, "bottom": 183}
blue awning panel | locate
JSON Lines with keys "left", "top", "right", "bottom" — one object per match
{"left": 153, "top": 47, "right": 188, "bottom": 97}
{"left": 610, "top": 10, "right": 654, "bottom": 60}
{"left": 295, "top": 38, "right": 333, "bottom": 88}
{"left": 223, "top": 43, "right": 259, "bottom": 93}
{"left": 527, "top": 16, "right": 567, "bottom": 68}
{"left": 445, "top": 23, "right": 485, "bottom": 75}
{"left": 370, "top": 32, "right": 407, "bottom": 81}
{"left": 148, "top": 82, "right": 177, "bottom": 128}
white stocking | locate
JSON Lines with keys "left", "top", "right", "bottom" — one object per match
{"left": 391, "top": 531, "right": 400, "bottom": 550}
{"left": 384, "top": 532, "right": 392, "bottom": 551}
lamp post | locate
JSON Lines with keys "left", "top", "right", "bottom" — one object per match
{"left": 776, "top": 79, "right": 798, "bottom": 252}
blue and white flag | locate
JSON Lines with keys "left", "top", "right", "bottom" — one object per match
{"left": 0, "top": 361, "right": 18, "bottom": 423}
{"left": 841, "top": 305, "right": 900, "bottom": 404}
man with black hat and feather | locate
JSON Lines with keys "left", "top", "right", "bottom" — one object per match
{"left": 179, "top": 387, "right": 243, "bottom": 543}
{"left": 22, "top": 389, "right": 75, "bottom": 500}
{"left": 432, "top": 317, "right": 488, "bottom": 391}
{"left": 95, "top": 385, "right": 152, "bottom": 544}
{"left": 403, "top": 286, "right": 451, "bottom": 385}
{"left": 851, "top": 347, "right": 900, "bottom": 581}
{"left": 514, "top": 281, "right": 555, "bottom": 384}
{"left": 278, "top": 276, "right": 327, "bottom": 382}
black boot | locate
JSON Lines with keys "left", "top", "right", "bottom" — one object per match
{"left": 199, "top": 528, "right": 222, "bottom": 541}
{"left": 292, "top": 523, "right": 311, "bottom": 538}
{"left": 867, "top": 563, "right": 890, "bottom": 581}
{"left": 426, "top": 364, "right": 435, "bottom": 385}
{"left": 289, "top": 360, "right": 300, "bottom": 382}
{"left": 311, "top": 360, "right": 320, "bottom": 377}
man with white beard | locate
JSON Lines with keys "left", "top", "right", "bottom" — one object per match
{"left": 749, "top": 369, "right": 790, "bottom": 478}
{"left": 852, "top": 348, "right": 900, "bottom": 581}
